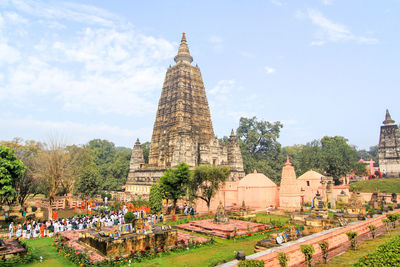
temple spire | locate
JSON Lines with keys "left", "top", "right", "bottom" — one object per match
{"left": 230, "top": 129, "right": 235, "bottom": 137}
{"left": 285, "top": 155, "right": 292, "bottom": 166}
{"left": 174, "top": 32, "right": 193, "bottom": 64}
{"left": 383, "top": 109, "right": 395, "bottom": 125}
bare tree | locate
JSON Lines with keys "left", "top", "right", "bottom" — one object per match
{"left": 34, "top": 135, "right": 76, "bottom": 218}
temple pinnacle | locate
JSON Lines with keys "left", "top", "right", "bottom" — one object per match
{"left": 230, "top": 129, "right": 235, "bottom": 137}
{"left": 285, "top": 155, "right": 292, "bottom": 166}
{"left": 174, "top": 32, "right": 193, "bottom": 64}
{"left": 181, "top": 32, "right": 187, "bottom": 44}
{"left": 383, "top": 109, "right": 395, "bottom": 125}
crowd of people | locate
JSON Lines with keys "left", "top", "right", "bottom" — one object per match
{"left": 7, "top": 207, "right": 159, "bottom": 240}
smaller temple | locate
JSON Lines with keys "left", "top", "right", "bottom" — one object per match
{"left": 378, "top": 109, "right": 400, "bottom": 177}
{"left": 279, "top": 156, "right": 301, "bottom": 211}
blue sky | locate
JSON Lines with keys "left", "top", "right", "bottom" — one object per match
{"left": 0, "top": 0, "right": 399, "bottom": 150}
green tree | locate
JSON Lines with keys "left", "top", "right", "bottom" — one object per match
{"left": 278, "top": 252, "right": 289, "bottom": 267}
{"left": 300, "top": 244, "right": 315, "bottom": 267}
{"left": 318, "top": 241, "right": 329, "bottom": 264}
{"left": 189, "top": 165, "right": 230, "bottom": 213}
{"left": 1, "top": 138, "right": 42, "bottom": 206}
{"left": 0, "top": 145, "right": 26, "bottom": 204}
{"left": 159, "top": 163, "right": 191, "bottom": 209}
{"left": 149, "top": 183, "right": 163, "bottom": 213}
{"left": 142, "top": 141, "right": 150, "bottom": 164}
{"left": 104, "top": 150, "right": 131, "bottom": 190}
{"left": 73, "top": 148, "right": 101, "bottom": 209}
{"left": 346, "top": 231, "right": 358, "bottom": 250}
{"left": 237, "top": 116, "right": 283, "bottom": 183}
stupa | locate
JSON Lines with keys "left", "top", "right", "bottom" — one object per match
{"left": 279, "top": 156, "right": 302, "bottom": 211}
{"left": 378, "top": 109, "right": 400, "bottom": 177}
{"left": 125, "top": 33, "right": 244, "bottom": 195}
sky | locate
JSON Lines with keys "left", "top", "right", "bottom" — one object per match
{"left": 0, "top": 0, "right": 399, "bottom": 150}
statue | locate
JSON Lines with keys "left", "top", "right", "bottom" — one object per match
{"left": 214, "top": 201, "right": 229, "bottom": 224}
{"left": 96, "top": 220, "right": 102, "bottom": 232}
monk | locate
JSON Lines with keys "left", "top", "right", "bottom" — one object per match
{"left": 40, "top": 223, "right": 45, "bottom": 238}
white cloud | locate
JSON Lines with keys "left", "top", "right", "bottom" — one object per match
{"left": 0, "top": 116, "right": 152, "bottom": 147}
{"left": 265, "top": 66, "right": 276, "bottom": 74}
{"left": 0, "top": 1, "right": 176, "bottom": 116}
{"left": 209, "top": 35, "right": 223, "bottom": 52}
{"left": 209, "top": 79, "right": 235, "bottom": 95}
{"left": 270, "top": 0, "right": 284, "bottom": 6}
{"left": 321, "top": 0, "right": 333, "bottom": 5}
{"left": 304, "top": 9, "right": 378, "bottom": 46}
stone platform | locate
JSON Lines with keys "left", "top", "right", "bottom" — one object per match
{"left": 175, "top": 219, "right": 271, "bottom": 238}
{"left": 0, "top": 239, "right": 27, "bottom": 258}
{"left": 60, "top": 228, "right": 208, "bottom": 262}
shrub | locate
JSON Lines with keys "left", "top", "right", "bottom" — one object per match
{"left": 31, "top": 206, "right": 37, "bottom": 212}
{"left": 382, "top": 219, "right": 390, "bottom": 232}
{"left": 354, "top": 235, "right": 400, "bottom": 266}
{"left": 346, "top": 231, "right": 358, "bottom": 250}
{"left": 278, "top": 252, "right": 289, "bottom": 267}
{"left": 124, "top": 211, "right": 136, "bottom": 224}
{"left": 238, "top": 259, "right": 265, "bottom": 267}
{"left": 386, "top": 213, "right": 400, "bottom": 228}
{"left": 367, "top": 225, "right": 376, "bottom": 239}
{"left": 318, "top": 240, "right": 329, "bottom": 264}
{"left": 300, "top": 244, "right": 315, "bottom": 267}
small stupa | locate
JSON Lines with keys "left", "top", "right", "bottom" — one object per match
{"left": 279, "top": 156, "right": 302, "bottom": 211}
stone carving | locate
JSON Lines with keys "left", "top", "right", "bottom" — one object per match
{"left": 214, "top": 202, "right": 229, "bottom": 224}
{"left": 378, "top": 109, "right": 400, "bottom": 177}
{"left": 125, "top": 33, "right": 244, "bottom": 194}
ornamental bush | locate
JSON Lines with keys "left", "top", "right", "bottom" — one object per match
{"left": 278, "top": 252, "right": 289, "bottom": 267}
{"left": 367, "top": 225, "right": 376, "bottom": 239}
{"left": 300, "top": 244, "right": 315, "bottom": 267}
{"left": 354, "top": 235, "right": 400, "bottom": 266}
{"left": 124, "top": 211, "right": 136, "bottom": 224}
{"left": 318, "top": 240, "right": 329, "bottom": 264}
{"left": 346, "top": 231, "right": 358, "bottom": 250}
{"left": 238, "top": 259, "right": 265, "bottom": 267}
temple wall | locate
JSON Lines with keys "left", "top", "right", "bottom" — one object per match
{"left": 238, "top": 187, "right": 278, "bottom": 209}
{"left": 221, "top": 209, "right": 400, "bottom": 267}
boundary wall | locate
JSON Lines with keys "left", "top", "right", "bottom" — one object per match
{"left": 220, "top": 209, "right": 399, "bottom": 267}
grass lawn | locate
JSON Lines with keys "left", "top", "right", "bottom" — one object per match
{"left": 350, "top": 178, "right": 400, "bottom": 193}
{"left": 18, "top": 230, "right": 273, "bottom": 267}
{"left": 255, "top": 213, "right": 290, "bottom": 225}
{"left": 319, "top": 227, "right": 400, "bottom": 266}
{"left": 131, "top": 233, "right": 270, "bottom": 267}
{"left": 18, "top": 238, "right": 71, "bottom": 267}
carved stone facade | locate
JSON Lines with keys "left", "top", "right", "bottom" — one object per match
{"left": 378, "top": 109, "right": 400, "bottom": 177}
{"left": 125, "top": 33, "right": 244, "bottom": 195}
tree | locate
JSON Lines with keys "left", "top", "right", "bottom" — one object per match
{"left": 278, "top": 252, "right": 289, "bottom": 267}
{"left": 368, "top": 225, "right": 377, "bottom": 239}
{"left": 300, "top": 244, "right": 315, "bottom": 267}
{"left": 1, "top": 138, "right": 42, "bottom": 206}
{"left": 33, "top": 136, "right": 76, "bottom": 218}
{"left": 189, "top": 165, "right": 230, "bottom": 213}
{"left": 149, "top": 183, "right": 163, "bottom": 213}
{"left": 237, "top": 116, "right": 283, "bottom": 183}
{"left": 0, "top": 146, "right": 26, "bottom": 205}
{"left": 87, "top": 139, "right": 131, "bottom": 190}
{"left": 142, "top": 141, "right": 150, "bottom": 164}
{"left": 74, "top": 148, "right": 101, "bottom": 210}
{"left": 346, "top": 231, "right": 358, "bottom": 250}
{"left": 318, "top": 241, "right": 329, "bottom": 264}
{"left": 159, "top": 163, "right": 191, "bottom": 209}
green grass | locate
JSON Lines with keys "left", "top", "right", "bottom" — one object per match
{"left": 18, "top": 238, "right": 71, "bottom": 267}
{"left": 131, "top": 233, "right": 270, "bottom": 267}
{"left": 319, "top": 227, "right": 400, "bottom": 266}
{"left": 349, "top": 178, "right": 400, "bottom": 193}
{"left": 254, "top": 213, "right": 290, "bottom": 225}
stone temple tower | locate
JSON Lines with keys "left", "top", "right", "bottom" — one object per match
{"left": 279, "top": 156, "right": 301, "bottom": 211}
{"left": 125, "top": 33, "right": 245, "bottom": 195}
{"left": 378, "top": 109, "right": 400, "bottom": 177}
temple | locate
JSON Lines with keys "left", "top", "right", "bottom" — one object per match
{"left": 125, "top": 33, "right": 245, "bottom": 195}
{"left": 279, "top": 156, "right": 301, "bottom": 211}
{"left": 378, "top": 109, "right": 400, "bottom": 177}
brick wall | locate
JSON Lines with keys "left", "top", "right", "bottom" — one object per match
{"left": 220, "top": 210, "right": 399, "bottom": 267}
